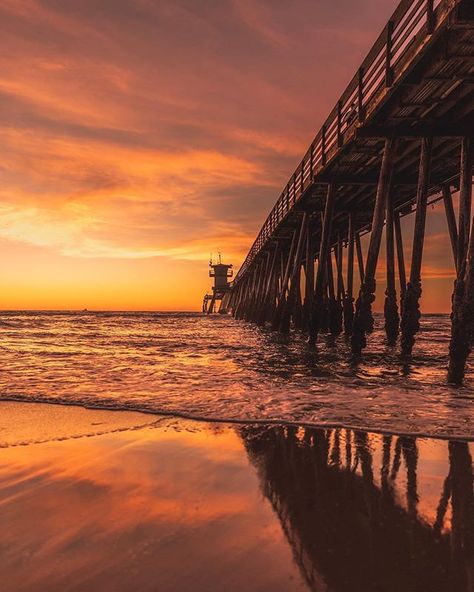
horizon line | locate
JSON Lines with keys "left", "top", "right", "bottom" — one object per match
{"left": 0, "top": 308, "right": 453, "bottom": 314}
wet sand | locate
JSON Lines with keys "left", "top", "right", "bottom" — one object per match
{"left": 0, "top": 402, "right": 472, "bottom": 592}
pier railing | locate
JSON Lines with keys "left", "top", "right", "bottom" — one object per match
{"left": 234, "top": 0, "right": 457, "bottom": 283}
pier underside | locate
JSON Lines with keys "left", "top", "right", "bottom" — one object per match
{"left": 230, "top": 0, "right": 474, "bottom": 383}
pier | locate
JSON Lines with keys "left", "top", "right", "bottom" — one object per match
{"left": 228, "top": 0, "right": 474, "bottom": 383}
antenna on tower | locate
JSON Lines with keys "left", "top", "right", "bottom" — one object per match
{"left": 218, "top": 251, "right": 222, "bottom": 264}
{"left": 209, "top": 252, "right": 213, "bottom": 266}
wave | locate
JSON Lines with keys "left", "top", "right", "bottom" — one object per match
{"left": 0, "top": 311, "right": 471, "bottom": 442}
{"left": 1, "top": 393, "right": 473, "bottom": 442}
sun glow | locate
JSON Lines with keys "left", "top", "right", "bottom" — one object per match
{"left": 0, "top": 0, "right": 455, "bottom": 311}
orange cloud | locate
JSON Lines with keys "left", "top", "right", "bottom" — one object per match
{"left": 0, "top": 0, "right": 451, "bottom": 310}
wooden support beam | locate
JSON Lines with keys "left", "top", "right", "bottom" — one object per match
{"left": 344, "top": 214, "right": 355, "bottom": 335}
{"left": 236, "top": 281, "right": 248, "bottom": 317}
{"left": 271, "top": 254, "right": 281, "bottom": 317}
{"left": 233, "top": 276, "right": 248, "bottom": 319}
{"left": 279, "top": 248, "right": 285, "bottom": 292}
{"left": 331, "top": 234, "right": 345, "bottom": 336}
{"left": 224, "top": 292, "right": 232, "bottom": 313}
{"left": 448, "top": 136, "right": 474, "bottom": 384}
{"left": 327, "top": 250, "right": 335, "bottom": 301}
{"left": 457, "top": 137, "right": 473, "bottom": 275}
{"left": 304, "top": 223, "right": 315, "bottom": 329}
{"left": 249, "top": 252, "right": 270, "bottom": 322}
{"left": 228, "top": 282, "right": 239, "bottom": 310}
{"left": 336, "top": 232, "right": 345, "bottom": 301}
{"left": 309, "top": 183, "right": 336, "bottom": 344}
{"left": 229, "top": 292, "right": 236, "bottom": 315}
{"left": 327, "top": 248, "right": 342, "bottom": 335}
{"left": 241, "top": 278, "right": 251, "bottom": 317}
{"left": 400, "top": 137, "right": 433, "bottom": 356}
{"left": 352, "top": 138, "right": 397, "bottom": 354}
{"left": 243, "top": 262, "right": 261, "bottom": 321}
{"left": 227, "top": 287, "right": 235, "bottom": 313}
{"left": 356, "top": 122, "right": 474, "bottom": 139}
{"left": 319, "top": 213, "right": 330, "bottom": 334}
{"left": 246, "top": 265, "right": 260, "bottom": 319}
{"left": 243, "top": 262, "right": 258, "bottom": 321}
{"left": 207, "top": 293, "right": 217, "bottom": 314}
{"left": 292, "top": 268, "right": 305, "bottom": 330}
{"left": 319, "top": 276, "right": 329, "bottom": 334}
{"left": 442, "top": 185, "right": 458, "bottom": 269}
{"left": 257, "top": 243, "right": 280, "bottom": 325}
{"left": 267, "top": 261, "right": 279, "bottom": 321}
{"left": 220, "top": 291, "right": 231, "bottom": 314}
{"left": 356, "top": 232, "right": 365, "bottom": 283}
{"left": 272, "top": 229, "right": 298, "bottom": 330}
{"left": 279, "top": 214, "right": 309, "bottom": 333}
{"left": 231, "top": 287, "right": 240, "bottom": 312}
{"left": 394, "top": 212, "right": 407, "bottom": 300}
{"left": 384, "top": 182, "right": 400, "bottom": 346}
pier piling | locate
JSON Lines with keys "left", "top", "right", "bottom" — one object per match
{"left": 228, "top": 0, "right": 473, "bottom": 383}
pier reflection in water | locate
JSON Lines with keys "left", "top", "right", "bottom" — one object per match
{"left": 0, "top": 410, "right": 472, "bottom": 592}
{"left": 241, "top": 426, "right": 473, "bottom": 592}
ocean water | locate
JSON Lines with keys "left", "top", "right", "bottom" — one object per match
{"left": 0, "top": 311, "right": 472, "bottom": 438}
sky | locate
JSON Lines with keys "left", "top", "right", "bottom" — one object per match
{"left": 0, "top": 0, "right": 458, "bottom": 310}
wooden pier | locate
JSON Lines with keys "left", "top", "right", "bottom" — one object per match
{"left": 229, "top": 0, "right": 474, "bottom": 383}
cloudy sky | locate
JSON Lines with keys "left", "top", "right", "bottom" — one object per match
{"left": 0, "top": 0, "right": 456, "bottom": 310}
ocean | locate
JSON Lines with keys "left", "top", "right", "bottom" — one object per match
{"left": 0, "top": 311, "right": 472, "bottom": 439}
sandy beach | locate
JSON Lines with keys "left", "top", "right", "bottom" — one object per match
{"left": 0, "top": 402, "right": 308, "bottom": 592}
{"left": 1, "top": 401, "right": 472, "bottom": 592}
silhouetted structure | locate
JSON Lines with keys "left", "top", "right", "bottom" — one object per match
{"left": 202, "top": 255, "right": 233, "bottom": 314}
{"left": 240, "top": 425, "right": 474, "bottom": 592}
{"left": 229, "top": 0, "right": 474, "bottom": 383}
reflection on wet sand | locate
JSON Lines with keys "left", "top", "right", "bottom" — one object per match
{"left": 241, "top": 426, "right": 473, "bottom": 591}
{"left": 0, "top": 406, "right": 472, "bottom": 591}
{"left": 0, "top": 414, "right": 308, "bottom": 592}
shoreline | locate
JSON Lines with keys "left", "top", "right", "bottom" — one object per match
{"left": 1, "top": 398, "right": 473, "bottom": 443}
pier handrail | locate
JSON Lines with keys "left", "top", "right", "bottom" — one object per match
{"left": 233, "top": 0, "right": 458, "bottom": 283}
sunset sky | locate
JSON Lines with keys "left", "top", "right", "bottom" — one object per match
{"left": 0, "top": 0, "right": 458, "bottom": 310}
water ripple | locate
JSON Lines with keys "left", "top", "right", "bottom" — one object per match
{"left": 0, "top": 311, "right": 472, "bottom": 438}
